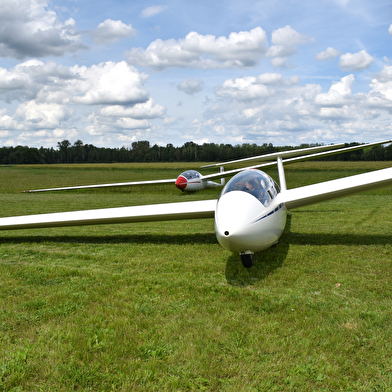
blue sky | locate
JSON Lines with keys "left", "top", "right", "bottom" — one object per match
{"left": 0, "top": 0, "right": 391, "bottom": 148}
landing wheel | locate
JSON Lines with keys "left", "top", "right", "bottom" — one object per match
{"left": 240, "top": 253, "right": 254, "bottom": 268}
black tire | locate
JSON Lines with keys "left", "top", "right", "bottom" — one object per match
{"left": 240, "top": 253, "right": 254, "bottom": 268}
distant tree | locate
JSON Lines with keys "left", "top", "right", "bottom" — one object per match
{"left": 57, "top": 140, "right": 71, "bottom": 163}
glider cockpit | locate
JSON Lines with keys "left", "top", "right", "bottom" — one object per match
{"left": 220, "top": 169, "right": 280, "bottom": 207}
{"left": 175, "top": 170, "right": 202, "bottom": 190}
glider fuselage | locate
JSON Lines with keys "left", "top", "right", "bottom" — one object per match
{"left": 175, "top": 170, "right": 221, "bottom": 191}
{"left": 214, "top": 169, "right": 287, "bottom": 255}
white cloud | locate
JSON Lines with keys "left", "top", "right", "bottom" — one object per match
{"left": 15, "top": 100, "right": 74, "bottom": 128}
{"left": 71, "top": 61, "right": 149, "bottom": 106}
{"left": 269, "top": 57, "right": 285, "bottom": 68}
{"left": 314, "top": 74, "right": 355, "bottom": 106}
{"left": 0, "top": 0, "right": 86, "bottom": 59}
{"left": 115, "top": 118, "right": 151, "bottom": 129}
{"left": 163, "top": 117, "right": 179, "bottom": 126}
{"left": 315, "top": 47, "right": 341, "bottom": 61}
{"left": 98, "top": 99, "right": 166, "bottom": 118}
{"left": 0, "top": 109, "right": 23, "bottom": 130}
{"left": 368, "top": 64, "right": 392, "bottom": 111}
{"left": 0, "top": 60, "right": 150, "bottom": 107}
{"left": 389, "top": 24, "right": 392, "bottom": 36}
{"left": 271, "top": 25, "right": 312, "bottom": 46}
{"left": 0, "top": 59, "right": 76, "bottom": 103}
{"left": 197, "top": 70, "right": 392, "bottom": 145}
{"left": 177, "top": 78, "right": 204, "bottom": 95}
{"left": 214, "top": 73, "right": 299, "bottom": 102}
{"left": 91, "top": 19, "right": 136, "bottom": 44}
{"left": 125, "top": 27, "right": 269, "bottom": 69}
{"left": 215, "top": 76, "right": 273, "bottom": 101}
{"left": 339, "top": 50, "right": 374, "bottom": 71}
{"left": 0, "top": 59, "right": 161, "bottom": 144}
{"left": 267, "top": 25, "right": 313, "bottom": 58}
{"left": 140, "top": 6, "right": 168, "bottom": 18}
{"left": 318, "top": 106, "right": 352, "bottom": 119}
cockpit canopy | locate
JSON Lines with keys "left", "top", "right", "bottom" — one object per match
{"left": 220, "top": 169, "right": 280, "bottom": 207}
{"left": 179, "top": 170, "right": 201, "bottom": 180}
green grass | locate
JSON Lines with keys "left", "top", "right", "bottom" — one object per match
{"left": 0, "top": 161, "right": 391, "bottom": 391}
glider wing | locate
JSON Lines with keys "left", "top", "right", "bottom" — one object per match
{"left": 282, "top": 167, "right": 392, "bottom": 210}
{"left": 202, "top": 140, "right": 391, "bottom": 182}
{"left": 0, "top": 199, "right": 216, "bottom": 231}
{"left": 23, "top": 178, "right": 177, "bottom": 193}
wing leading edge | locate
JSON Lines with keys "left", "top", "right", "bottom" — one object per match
{"left": 23, "top": 178, "right": 177, "bottom": 193}
{"left": 0, "top": 199, "right": 216, "bottom": 231}
{"left": 282, "top": 167, "right": 392, "bottom": 210}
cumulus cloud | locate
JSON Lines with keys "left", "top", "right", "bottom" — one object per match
{"left": 315, "top": 47, "right": 341, "bottom": 61}
{"left": 177, "top": 78, "right": 204, "bottom": 95}
{"left": 71, "top": 62, "right": 149, "bottom": 106}
{"left": 91, "top": 19, "right": 136, "bottom": 44}
{"left": 15, "top": 100, "right": 74, "bottom": 129}
{"left": 267, "top": 25, "right": 313, "bottom": 58}
{"left": 0, "top": 58, "right": 160, "bottom": 146}
{"left": 314, "top": 74, "right": 355, "bottom": 106}
{"left": 0, "top": 60, "right": 150, "bottom": 107}
{"left": 98, "top": 99, "right": 166, "bottom": 118}
{"left": 339, "top": 50, "right": 374, "bottom": 71}
{"left": 368, "top": 64, "right": 392, "bottom": 110}
{"left": 256, "top": 73, "right": 300, "bottom": 85}
{"left": 199, "top": 69, "right": 392, "bottom": 146}
{"left": 0, "top": 108, "right": 23, "bottom": 130}
{"left": 125, "top": 27, "right": 269, "bottom": 69}
{"left": 389, "top": 24, "right": 392, "bottom": 36}
{"left": 0, "top": 59, "right": 77, "bottom": 103}
{"left": 215, "top": 77, "right": 273, "bottom": 101}
{"left": 214, "top": 73, "right": 299, "bottom": 102}
{"left": 0, "top": 0, "right": 86, "bottom": 59}
{"left": 114, "top": 118, "right": 151, "bottom": 129}
{"left": 140, "top": 6, "right": 168, "bottom": 18}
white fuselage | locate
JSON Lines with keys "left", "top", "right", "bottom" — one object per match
{"left": 214, "top": 169, "right": 287, "bottom": 254}
{"left": 175, "top": 170, "right": 222, "bottom": 192}
{"left": 215, "top": 191, "right": 287, "bottom": 253}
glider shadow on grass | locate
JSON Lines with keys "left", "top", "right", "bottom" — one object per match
{"left": 0, "top": 232, "right": 217, "bottom": 246}
{"left": 224, "top": 215, "right": 391, "bottom": 286}
{"left": 0, "top": 212, "right": 389, "bottom": 248}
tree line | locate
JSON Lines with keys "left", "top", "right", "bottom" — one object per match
{"left": 1, "top": 139, "right": 391, "bottom": 165}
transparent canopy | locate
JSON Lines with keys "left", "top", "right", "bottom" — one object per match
{"left": 220, "top": 169, "right": 280, "bottom": 206}
{"left": 179, "top": 170, "right": 201, "bottom": 180}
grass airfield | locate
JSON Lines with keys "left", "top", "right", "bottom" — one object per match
{"left": 0, "top": 161, "right": 392, "bottom": 391}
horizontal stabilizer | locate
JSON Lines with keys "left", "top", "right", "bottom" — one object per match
{"left": 0, "top": 200, "right": 216, "bottom": 231}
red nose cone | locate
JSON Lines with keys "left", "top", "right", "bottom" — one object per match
{"left": 175, "top": 176, "right": 187, "bottom": 190}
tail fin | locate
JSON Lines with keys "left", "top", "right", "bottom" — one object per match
{"left": 220, "top": 166, "right": 225, "bottom": 186}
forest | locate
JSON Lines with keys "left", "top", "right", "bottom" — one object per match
{"left": 1, "top": 139, "right": 391, "bottom": 164}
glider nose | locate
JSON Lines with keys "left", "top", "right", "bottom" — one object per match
{"left": 175, "top": 175, "right": 187, "bottom": 191}
{"left": 215, "top": 191, "right": 266, "bottom": 253}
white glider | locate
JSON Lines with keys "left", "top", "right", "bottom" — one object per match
{"left": 2, "top": 140, "right": 392, "bottom": 268}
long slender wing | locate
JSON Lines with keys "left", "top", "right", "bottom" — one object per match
{"left": 0, "top": 200, "right": 216, "bottom": 231}
{"left": 282, "top": 167, "right": 392, "bottom": 210}
{"left": 202, "top": 140, "right": 392, "bottom": 182}
{"left": 201, "top": 142, "right": 347, "bottom": 168}
{"left": 23, "top": 178, "right": 177, "bottom": 193}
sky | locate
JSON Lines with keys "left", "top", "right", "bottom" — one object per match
{"left": 0, "top": 0, "right": 391, "bottom": 149}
